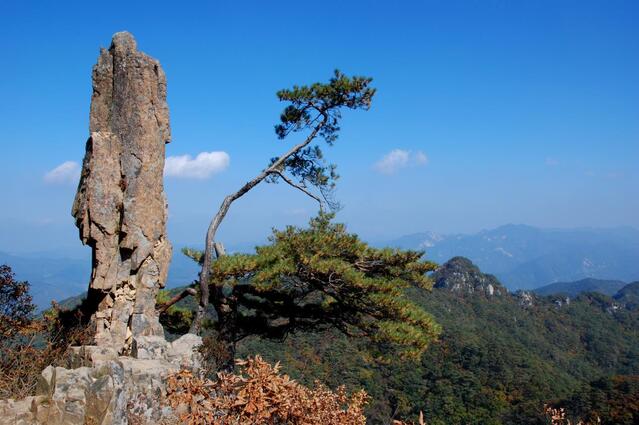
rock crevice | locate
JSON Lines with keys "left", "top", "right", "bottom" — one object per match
{"left": 72, "top": 31, "right": 172, "bottom": 353}
{"left": 0, "top": 334, "right": 202, "bottom": 425}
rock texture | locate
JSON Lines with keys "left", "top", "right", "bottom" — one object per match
{"left": 0, "top": 32, "right": 201, "bottom": 425}
{"left": 0, "top": 334, "right": 202, "bottom": 425}
{"left": 432, "top": 256, "right": 506, "bottom": 297}
{"left": 72, "top": 31, "right": 172, "bottom": 353}
{"left": 514, "top": 290, "right": 536, "bottom": 307}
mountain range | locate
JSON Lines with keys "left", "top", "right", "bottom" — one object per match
{"left": 0, "top": 249, "right": 199, "bottom": 308}
{"left": 45, "top": 253, "right": 639, "bottom": 424}
{"left": 2, "top": 223, "right": 638, "bottom": 307}
{"left": 533, "top": 277, "right": 628, "bottom": 297}
{"left": 388, "top": 224, "right": 639, "bottom": 290}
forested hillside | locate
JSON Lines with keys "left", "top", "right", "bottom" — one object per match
{"left": 59, "top": 256, "right": 639, "bottom": 424}
{"left": 235, "top": 258, "right": 639, "bottom": 424}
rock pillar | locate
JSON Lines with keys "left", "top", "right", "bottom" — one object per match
{"left": 72, "top": 31, "right": 172, "bottom": 353}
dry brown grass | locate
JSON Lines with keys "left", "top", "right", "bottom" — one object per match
{"left": 0, "top": 305, "right": 93, "bottom": 399}
{"left": 166, "top": 355, "right": 368, "bottom": 425}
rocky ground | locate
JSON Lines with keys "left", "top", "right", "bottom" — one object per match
{"left": 0, "top": 334, "right": 201, "bottom": 425}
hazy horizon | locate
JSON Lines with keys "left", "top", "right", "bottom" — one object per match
{"left": 1, "top": 220, "right": 638, "bottom": 259}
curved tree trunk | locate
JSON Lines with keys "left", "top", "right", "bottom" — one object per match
{"left": 215, "top": 290, "right": 239, "bottom": 372}
{"left": 189, "top": 117, "right": 327, "bottom": 335}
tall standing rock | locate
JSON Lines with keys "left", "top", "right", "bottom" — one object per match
{"left": 72, "top": 32, "right": 172, "bottom": 353}
{"left": 0, "top": 32, "right": 203, "bottom": 425}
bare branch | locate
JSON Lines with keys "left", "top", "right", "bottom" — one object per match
{"left": 157, "top": 288, "right": 197, "bottom": 314}
{"left": 271, "top": 170, "right": 324, "bottom": 211}
{"left": 213, "top": 242, "right": 226, "bottom": 258}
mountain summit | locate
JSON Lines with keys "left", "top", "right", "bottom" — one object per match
{"left": 431, "top": 256, "right": 506, "bottom": 297}
{"left": 534, "top": 278, "right": 627, "bottom": 297}
{"left": 614, "top": 281, "right": 639, "bottom": 310}
{"left": 390, "top": 225, "right": 639, "bottom": 289}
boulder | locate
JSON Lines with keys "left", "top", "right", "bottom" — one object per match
{"left": 0, "top": 334, "right": 202, "bottom": 425}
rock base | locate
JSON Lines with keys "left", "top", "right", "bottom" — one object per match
{"left": 0, "top": 334, "right": 201, "bottom": 425}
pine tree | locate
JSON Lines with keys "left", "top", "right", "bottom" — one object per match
{"left": 181, "top": 70, "right": 440, "bottom": 370}
{"left": 186, "top": 214, "right": 440, "bottom": 370}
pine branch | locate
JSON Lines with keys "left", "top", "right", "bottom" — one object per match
{"left": 271, "top": 170, "right": 324, "bottom": 211}
{"left": 157, "top": 288, "right": 197, "bottom": 314}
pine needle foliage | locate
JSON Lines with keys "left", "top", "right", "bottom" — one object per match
{"left": 188, "top": 214, "right": 440, "bottom": 361}
{"left": 274, "top": 69, "right": 375, "bottom": 144}
{"left": 267, "top": 70, "right": 376, "bottom": 209}
{"left": 191, "top": 71, "right": 376, "bottom": 333}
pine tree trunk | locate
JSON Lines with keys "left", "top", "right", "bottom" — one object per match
{"left": 216, "top": 299, "right": 238, "bottom": 372}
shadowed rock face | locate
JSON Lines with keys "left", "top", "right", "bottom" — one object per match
{"left": 72, "top": 31, "right": 172, "bottom": 353}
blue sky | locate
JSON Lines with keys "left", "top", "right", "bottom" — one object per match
{"left": 1, "top": 0, "right": 638, "bottom": 255}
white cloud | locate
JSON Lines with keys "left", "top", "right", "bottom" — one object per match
{"left": 44, "top": 161, "right": 81, "bottom": 184}
{"left": 373, "top": 149, "right": 428, "bottom": 175}
{"left": 374, "top": 150, "right": 410, "bottom": 175}
{"left": 164, "top": 151, "right": 230, "bottom": 179}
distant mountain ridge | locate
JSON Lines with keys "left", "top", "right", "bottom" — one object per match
{"left": 0, "top": 250, "right": 88, "bottom": 308}
{"left": 3, "top": 223, "right": 638, "bottom": 306}
{"left": 389, "top": 224, "right": 639, "bottom": 290}
{"left": 0, "top": 249, "right": 199, "bottom": 308}
{"left": 614, "top": 282, "right": 639, "bottom": 310}
{"left": 534, "top": 278, "right": 627, "bottom": 297}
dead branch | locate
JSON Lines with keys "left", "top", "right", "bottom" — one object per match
{"left": 272, "top": 170, "right": 324, "bottom": 210}
{"left": 158, "top": 288, "right": 197, "bottom": 314}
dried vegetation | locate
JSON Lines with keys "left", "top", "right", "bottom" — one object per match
{"left": 166, "top": 355, "right": 368, "bottom": 425}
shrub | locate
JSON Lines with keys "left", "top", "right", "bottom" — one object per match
{"left": 0, "top": 264, "right": 35, "bottom": 339}
{"left": 0, "top": 265, "right": 93, "bottom": 399}
{"left": 166, "top": 355, "right": 368, "bottom": 424}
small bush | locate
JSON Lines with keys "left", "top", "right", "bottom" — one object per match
{"left": 0, "top": 265, "right": 93, "bottom": 399}
{"left": 166, "top": 355, "right": 368, "bottom": 424}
